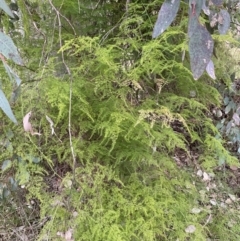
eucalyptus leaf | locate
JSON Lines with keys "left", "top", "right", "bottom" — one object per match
{"left": 0, "top": 31, "right": 23, "bottom": 65}
{"left": 218, "top": 9, "right": 230, "bottom": 35}
{"left": 189, "top": 0, "right": 203, "bottom": 18}
{"left": 2, "top": 188, "right": 10, "bottom": 198}
{"left": 0, "top": 88, "right": 17, "bottom": 123}
{"left": 9, "top": 177, "right": 18, "bottom": 191}
{"left": 223, "top": 96, "right": 229, "bottom": 105}
{"left": 206, "top": 60, "right": 216, "bottom": 79}
{"left": 225, "top": 104, "right": 232, "bottom": 114}
{"left": 152, "top": 0, "right": 180, "bottom": 38}
{"left": 202, "top": 0, "right": 210, "bottom": 16}
{"left": 10, "top": 85, "right": 21, "bottom": 104}
{"left": 230, "top": 101, "right": 237, "bottom": 110}
{"left": 210, "top": 0, "right": 223, "bottom": 6}
{"left": 216, "top": 121, "right": 223, "bottom": 129}
{"left": 3, "top": 61, "right": 21, "bottom": 86}
{"left": 1, "top": 160, "right": 12, "bottom": 172}
{"left": 0, "top": 0, "right": 14, "bottom": 18}
{"left": 188, "top": 14, "right": 198, "bottom": 37}
{"left": 188, "top": 18, "right": 214, "bottom": 80}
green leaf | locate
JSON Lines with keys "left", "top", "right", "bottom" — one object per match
{"left": 0, "top": 31, "right": 23, "bottom": 65}
{"left": 189, "top": 0, "right": 203, "bottom": 18}
{"left": 3, "top": 188, "right": 10, "bottom": 198}
{"left": 211, "top": 0, "right": 223, "bottom": 6}
{"left": 188, "top": 14, "right": 198, "bottom": 38}
{"left": 224, "top": 96, "right": 229, "bottom": 105}
{"left": 206, "top": 60, "right": 216, "bottom": 79}
{"left": 0, "top": 89, "right": 17, "bottom": 123}
{"left": 0, "top": 0, "right": 14, "bottom": 18}
{"left": 1, "top": 160, "right": 12, "bottom": 172}
{"left": 152, "top": 0, "right": 180, "bottom": 38}
{"left": 225, "top": 104, "right": 232, "bottom": 114}
{"left": 10, "top": 85, "right": 21, "bottom": 104}
{"left": 188, "top": 17, "right": 214, "bottom": 80}
{"left": 202, "top": 0, "right": 210, "bottom": 15}
{"left": 3, "top": 61, "right": 21, "bottom": 86}
{"left": 9, "top": 177, "right": 18, "bottom": 190}
{"left": 218, "top": 9, "right": 230, "bottom": 35}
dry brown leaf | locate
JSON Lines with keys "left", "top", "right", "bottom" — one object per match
{"left": 23, "top": 111, "right": 33, "bottom": 133}
{"left": 65, "top": 229, "right": 73, "bottom": 241}
{"left": 23, "top": 111, "right": 41, "bottom": 136}
{"left": 229, "top": 165, "right": 238, "bottom": 171}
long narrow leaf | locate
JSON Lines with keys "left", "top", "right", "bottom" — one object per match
{"left": 152, "top": 0, "right": 180, "bottom": 38}
{"left": 0, "top": 0, "right": 14, "bottom": 18}
{"left": 10, "top": 85, "right": 21, "bottom": 104}
{"left": 218, "top": 9, "right": 230, "bottom": 35}
{"left": 0, "top": 32, "right": 23, "bottom": 65}
{"left": 206, "top": 60, "right": 216, "bottom": 79}
{"left": 189, "top": 0, "right": 203, "bottom": 18}
{"left": 0, "top": 89, "right": 17, "bottom": 123}
{"left": 188, "top": 17, "right": 214, "bottom": 80}
{"left": 2, "top": 61, "right": 21, "bottom": 86}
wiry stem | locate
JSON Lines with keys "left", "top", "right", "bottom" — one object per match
{"left": 126, "top": 0, "right": 130, "bottom": 14}
{"left": 48, "top": 0, "right": 77, "bottom": 182}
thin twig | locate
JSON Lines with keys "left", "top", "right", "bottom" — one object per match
{"left": 48, "top": 0, "right": 76, "bottom": 36}
{"left": 101, "top": 0, "right": 130, "bottom": 44}
{"left": 68, "top": 76, "right": 76, "bottom": 182}
{"left": 126, "top": 0, "right": 131, "bottom": 14}
{"left": 78, "top": 0, "right": 80, "bottom": 13}
{"left": 48, "top": 0, "right": 77, "bottom": 182}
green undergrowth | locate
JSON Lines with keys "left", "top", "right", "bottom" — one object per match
{"left": 5, "top": 34, "right": 238, "bottom": 240}
{"left": 36, "top": 162, "right": 207, "bottom": 241}
{"left": 1, "top": 1, "right": 240, "bottom": 240}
